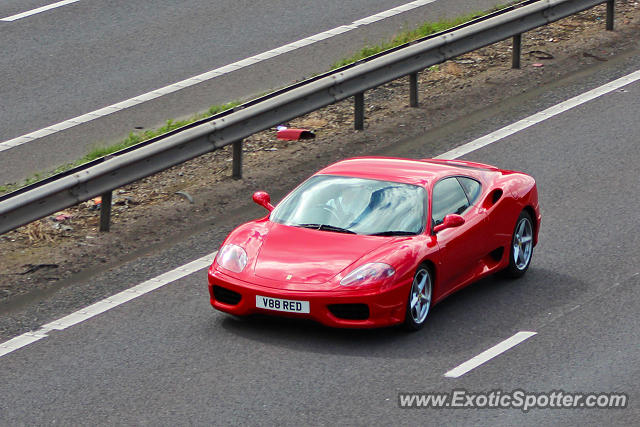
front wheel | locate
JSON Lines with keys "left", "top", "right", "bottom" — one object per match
{"left": 504, "top": 211, "right": 534, "bottom": 278}
{"left": 404, "top": 265, "right": 433, "bottom": 331}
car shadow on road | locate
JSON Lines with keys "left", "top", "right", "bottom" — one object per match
{"left": 212, "top": 267, "right": 588, "bottom": 359}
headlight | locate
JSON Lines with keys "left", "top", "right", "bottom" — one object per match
{"left": 340, "top": 262, "right": 395, "bottom": 286}
{"left": 215, "top": 244, "right": 248, "bottom": 273}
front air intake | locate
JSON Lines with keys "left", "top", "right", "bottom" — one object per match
{"left": 213, "top": 286, "right": 242, "bottom": 305}
{"left": 327, "top": 304, "right": 370, "bottom": 320}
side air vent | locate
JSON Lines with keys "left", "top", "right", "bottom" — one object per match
{"left": 483, "top": 189, "right": 503, "bottom": 209}
{"left": 492, "top": 189, "right": 503, "bottom": 203}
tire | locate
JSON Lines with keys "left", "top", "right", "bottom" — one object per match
{"left": 504, "top": 210, "right": 534, "bottom": 278}
{"left": 404, "top": 265, "right": 433, "bottom": 331}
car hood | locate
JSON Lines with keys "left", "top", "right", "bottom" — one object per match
{"left": 253, "top": 222, "right": 388, "bottom": 285}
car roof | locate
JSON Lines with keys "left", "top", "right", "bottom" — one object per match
{"left": 316, "top": 157, "right": 499, "bottom": 186}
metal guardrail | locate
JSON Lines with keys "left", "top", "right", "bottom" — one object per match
{"left": 0, "top": 0, "right": 614, "bottom": 234}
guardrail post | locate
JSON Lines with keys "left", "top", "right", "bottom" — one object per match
{"left": 512, "top": 34, "right": 522, "bottom": 69}
{"left": 99, "top": 191, "right": 112, "bottom": 232}
{"left": 354, "top": 92, "right": 365, "bottom": 130}
{"left": 232, "top": 139, "right": 243, "bottom": 179}
{"left": 2, "top": 0, "right": 623, "bottom": 237}
{"left": 409, "top": 72, "right": 419, "bottom": 107}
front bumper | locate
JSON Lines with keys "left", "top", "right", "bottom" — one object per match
{"left": 208, "top": 268, "right": 409, "bottom": 328}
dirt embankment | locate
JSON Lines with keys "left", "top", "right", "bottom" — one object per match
{"left": 1, "top": 2, "right": 639, "bottom": 302}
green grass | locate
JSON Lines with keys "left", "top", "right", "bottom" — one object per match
{"left": 0, "top": 3, "right": 514, "bottom": 197}
{"left": 331, "top": 9, "right": 500, "bottom": 69}
{"left": 0, "top": 101, "right": 240, "bottom": 196}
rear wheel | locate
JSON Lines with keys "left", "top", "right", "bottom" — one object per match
{"left": 504, "top": 211, "right": 534, "bottom": 278}
{"left": 404, "top": 265, "right": 432, "bottom": 331}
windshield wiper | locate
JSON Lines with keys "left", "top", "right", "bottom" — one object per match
{"left": 369, "top": 230, "right": 418, "bottom": 236}
{"left": 297, "top": 224, "right": 356, "bottom": 234}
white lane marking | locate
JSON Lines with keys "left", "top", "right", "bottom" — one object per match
{"left": 0, "top": 0, "right": 439, "bottom": 152}
{"left": 1, "top": 68, "right": 637, "bottom": 358}
{"left": 444, "top": 331, "right": 537, "bottom": 378}
{"left": 1, "top": 0, "right": 81, "bottom": 21}
{"left": 0, "top": 252, "right": 216, "bottom": 358}
{"left": 437, "top": 69, "right": 640, "bottom": 160}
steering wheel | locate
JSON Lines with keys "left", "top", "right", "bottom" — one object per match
{"left": 313, "top": 204, "right": 342, "bottom": 224}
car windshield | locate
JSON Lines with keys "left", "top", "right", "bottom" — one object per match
{"left": 270, "top": 175, "right": 426, "bottom": 235}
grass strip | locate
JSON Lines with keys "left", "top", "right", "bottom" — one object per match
{"left": 0, "top": 102, "right": 239, "bottom": 195}
{"left": 1, "top": 3, "right": 513, "bottom": 196}
{"left": 331, "top": 9, "right": 495, "bottom": 69}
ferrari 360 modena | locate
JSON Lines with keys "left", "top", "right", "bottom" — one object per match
{"left": 208, "top": 157, "right": 541, "bottom": 330}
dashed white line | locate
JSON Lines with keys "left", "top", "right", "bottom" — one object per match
{"left": 1, "top": 0, "right": 81, "bottom": 21}
{"left": 444, "top": 331, "right": 537, "bottom": 378}
{"left": 0, "top": 252, "right": 216, "bottom": 358}
{"left": 437, "top": 69, "right": 640, "bottom": 160}
{"left": 0, "top": 0, "right": 439, "bottom": 153}
{"left": 2, "top": 69, "right": 639, "bottom": 360}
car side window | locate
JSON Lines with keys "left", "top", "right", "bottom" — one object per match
{"left": 431, "top": 177, "right": 469, "bottom": 226}
{"left": 457, "top": 177, "right": 482, "bottom": 205}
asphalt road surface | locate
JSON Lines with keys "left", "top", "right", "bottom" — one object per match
{"left": 0, "top": 0, "right": 501, "bottom": 184}
{"left": 1, "top": 34, "right": 639, "bottom": 426}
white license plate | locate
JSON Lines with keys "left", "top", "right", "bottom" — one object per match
{"left": 256, "top": 295, "right": 310, "bottom": 313}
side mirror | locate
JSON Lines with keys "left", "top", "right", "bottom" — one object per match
{"left": 433, "top": 214, "right": 465, "bottom": 233}
{"left": 253, "top": 191, "right": 274, "bottom": 212}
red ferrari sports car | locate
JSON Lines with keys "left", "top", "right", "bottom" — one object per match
{"left": 208, "top": 157, "right": 540, "bottom": 330}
